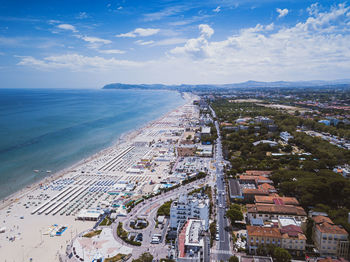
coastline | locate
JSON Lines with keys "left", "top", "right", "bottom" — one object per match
{"left": 0, "top": 92, "right": 189, "bottom": 210}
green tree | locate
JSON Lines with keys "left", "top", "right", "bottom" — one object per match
{"left": 226, "top": 206, "right": 243, "bottom": 224}
{"left": 273, "top": 247, "right": 291, "bottom": 262}
{"left": 229, "top": 255, "right": 239, "bottom": 262}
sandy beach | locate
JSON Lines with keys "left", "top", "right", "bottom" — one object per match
{"left": 0, "top": 92, "right": 199, "bottom": 261}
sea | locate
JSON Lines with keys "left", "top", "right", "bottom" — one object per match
{"left": 0, "top": 88, "right": 185, "bottom": 200}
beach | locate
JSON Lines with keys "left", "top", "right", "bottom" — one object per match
{"left": 0, "top": 91, "right": 198, "bottom": 261}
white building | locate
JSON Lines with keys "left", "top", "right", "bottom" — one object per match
{"left": 177, "top": 219, "right": 210, "bottom": 262}
{"left": 200, "top": 127, "right": 211, "bottom": 135}
{"left": 280, "top": 131, "right": 294, "bottom": 142}
{"left": 170, "top": 194, "right": 209, "bottom": 231}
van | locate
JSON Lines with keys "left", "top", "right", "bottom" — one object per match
{"left": 151, "top": 237, "right": 160, "bottom": 244}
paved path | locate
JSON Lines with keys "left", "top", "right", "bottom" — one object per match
{"left": 111, "top": 176, "right": 212, "bottom": 260}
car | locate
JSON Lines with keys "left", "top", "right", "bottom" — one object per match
{"left": 136, "top": 233, "right": 143, "bottom": 241}
{"left": 216, "top": 234, "right": 220, "bottom": 241}
{"left": 219, "top": 204, "right": 222, "bottom": 208}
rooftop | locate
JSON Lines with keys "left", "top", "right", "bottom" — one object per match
{"left": 247, "top": 203, "right": 307, "bottom": 216}
{"left": 247, "top": 226, "right": 281, "bottom": 238}
{"left": 255, "top": 196, "right": 299, "bottom": 206}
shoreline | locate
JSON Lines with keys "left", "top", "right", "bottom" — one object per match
{"left": 0, "top": 93, "right": 189, "bottom": 210}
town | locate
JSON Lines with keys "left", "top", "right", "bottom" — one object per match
{"left": 1, "top": 87, "right": 350, "bottom": 262}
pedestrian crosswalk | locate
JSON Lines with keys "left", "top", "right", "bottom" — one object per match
{"left": 210, "top": 249, "right": 233, "bottom": 255}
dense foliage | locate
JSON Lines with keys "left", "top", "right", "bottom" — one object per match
{"left": 157, "top": 200, "right": 173, "bottom": 217}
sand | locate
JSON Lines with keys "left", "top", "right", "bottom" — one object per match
{"left": 0, "top": 92, "right": 200, "bottom": 261}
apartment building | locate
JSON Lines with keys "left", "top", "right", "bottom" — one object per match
{"left": 176, "top": 219, "right": 210, "bottom": 262}
{"left": 247, "top": 225, "right": 306, "bottom": 256}
{"left": 313, "top": 216, "right": 349, "bottom": 259}
{"left": 247, "top": 203, "right": 307, "bottom": 223}
{"left": 247, "top": 226, "right": 282, "bottom": 254}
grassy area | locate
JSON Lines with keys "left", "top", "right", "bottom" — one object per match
{"left": 104, "top": 253, "right": 128, "bottom": 262}
{"left": 82, "top": 229, "right": 102, "bottom": 238}
{"left": 100, "top": 217, "right": 112, "bottom": 226}
{"left": 157, "top": 200, "right": 173, "bottom": 217}
{"left": 116, "top": 222, "right": 141, "bottom": 246}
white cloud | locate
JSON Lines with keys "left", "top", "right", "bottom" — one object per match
{"left": 135, "top": 40, "right": 155, "bottom": 46}
{"left": 213, "top": 6, "right": 221, "bottom": 13}
{"left": 117, "top": 6, "right": 123, "bottom": 10}
{"left": 307, "top": 3, "right": 320, "bottom": 16}
{"left": 48, "top": 19, "right": 61, "bottom": 24}
{"left": 16, "top": 4, "right": 350, "bottom": 84}
{"left": 167, "top": 4, "right": 350, "bottom": 82}
{"left": 57, "top": 23, "right": 77, "bottom": 32}
{"left": 76, "top": 12, "right": 88, "bottom": 19}
{"left": 81, "top": 36, "right": 111, "bottom": 44}
{"left": 170, "top": 24, "right": 214, "bottom": 58}
{"left": 17, "top": 53, "right": 143, "bottom": 71}
{"left": 99, "top": 49, "right": 125, "bottom": 54}
{"left": 116, "top": 28, "right": 160, "bottom": 38}
{"left": 143, "top": 5, "right": 188, "bottom": 21}
{"left": 276, "top": 8, "right": 289, "bottom": 18}
{"left": 199, "top": 24, "right": 214, "bottom": 38}
{"left": 152, "top": 38, "right": 188, "bottom": 46}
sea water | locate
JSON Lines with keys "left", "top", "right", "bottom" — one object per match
{"left": 0, "top": 88, "right": 184, "bottom": 200}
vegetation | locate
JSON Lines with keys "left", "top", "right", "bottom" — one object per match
{"left": 157, "top": 200, "right": 173, "bottom": 217}
{"left": 257, "top": 244, "right": 291, "bottom": 262}
{"left": 104, "top": 254, "right": 128, "bottom": 262}
{"left": 99, "top": 217, "right": 112, "bottom": 226}
{"left": 116, "top": 222, "right": 141, "bottom": 246}
{"left": 132, "top": 252, "right": 153, "bottom": 262}
{"left": 209, "top": 220, "right": 217, "bottom": 247}
{"left": 182, "top": 172, "right": 207, "bottom": 185}
{"left": 271, "top": 169, "right": 350, "bottom": 232}
{"left": 130, "top": 220, "right": 149, "bottom": 230}
{"left": 229, "top": 255, "right": 239, "bottom": 262}
{"left": 226, "top": 204, "right": 244, "bottom": 225}
{"left": 211, "top": 98, "right": 350, "bottom": 232}
{"left": 82, "top": 229, "right": 102, "bottom": 238}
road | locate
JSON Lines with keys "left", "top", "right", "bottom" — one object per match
{"left": 112, "top": 176, "right": 211, "bottom": 260}
{"left": 210, "top": 105, "right": 232, "bottom": 261}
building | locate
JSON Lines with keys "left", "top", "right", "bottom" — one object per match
{"left": 247, "top": 225, "right": 306, "bottom": 256}
{"left": 76, "top": 208, "right": 104, "bottom": 221}
{"left": 280, "top": 131, "right": 294, "bottom": 142}
{"left": 176, "top": 219, "right": 210, "bottom": 262}
{"left": 170, "top": 194, "right": 210, "bottom": 231}
{"left": 255, "top": 117, "right": 275, "bottom": 126}
{"left": 200, "top": 127, "right": 211, "bottom": 135}
{"left": 247, "top": 226, "right": 282, "bottom": 254}
{"left": 196, "top": 144, "right": 213, "bottom": 157}
{"left": 228, "top": 179, "right": 244, "bottom": 200}
{"left": 252, "top": 140, "right": 278, "bottom": 147}
{"left": 312, "top": 216, "right": 349, "bottom": 259}
{"left": 254, "top": 196, "right": 300, "bottom": 206}
{"left": 243, "top": 188, "right": 270, "bottom": 203}
{"left": 280, "top": 225, "right": 306, "bottom": 256}
{"left": 247, "top": 203, "right": 307, "bottom": 223}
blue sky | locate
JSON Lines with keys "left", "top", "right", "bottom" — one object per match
{"left": 0, "top": 0, "right": 350, "bottom": 88}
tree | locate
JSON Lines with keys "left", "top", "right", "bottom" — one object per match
{"left": 273, "top": 247, "right": 291, "bottom": 262}
{"left": 226, "top": 206, "right": 243, "bottom": 224}
{"left": 229, "top": 255, "right": 239, "bottom": 262}
{"left": 132, "top": 252, "right": 153, "bottom": 262}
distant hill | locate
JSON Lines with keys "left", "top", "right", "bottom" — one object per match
{"left": 102, "top": 80, "right": 350, "bottom": 91}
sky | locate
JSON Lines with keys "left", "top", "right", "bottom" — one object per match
{"left": 0, "top": 0, "right": 350, "bottom": 88}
